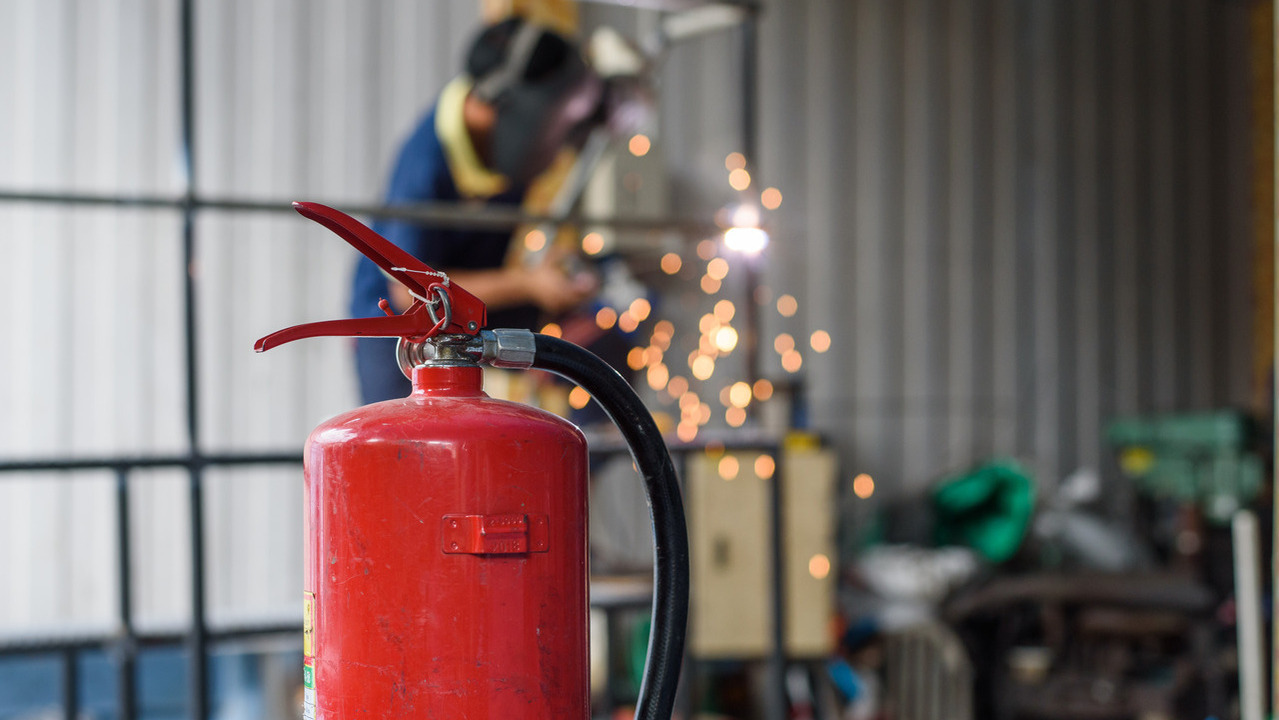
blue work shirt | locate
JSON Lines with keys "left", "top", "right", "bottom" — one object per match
{"left": 350, "top": 106, "right": 535, "bottom": 403}
{"left": 350, "top": 106, "right": 534, "bottom": 328}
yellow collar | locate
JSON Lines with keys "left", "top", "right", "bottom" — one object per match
{"left": 435, "top": 78, "right": 509, "bottom": 199}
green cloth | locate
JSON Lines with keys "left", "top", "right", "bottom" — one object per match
{"left": 932, "top": 460, "right": 1035, "bottom": 563}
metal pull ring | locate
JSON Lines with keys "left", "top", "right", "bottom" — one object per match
{"left": 394, "top": 284, "right": 449, "bottom": 379}
{"left": 422, "top": 283, "right": 452, "bottom": 333}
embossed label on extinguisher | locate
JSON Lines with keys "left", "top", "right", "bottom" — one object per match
{"left": 442, "top": 513, "right": 549, "bottom": 554}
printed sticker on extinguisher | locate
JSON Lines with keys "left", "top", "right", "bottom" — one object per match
{"left": 303, "top": 592, "right": 317, "bottom": 720}
{"left": 303, "top": 592, "right": 315, "bottom": 656}
{"left": 303, "top": 660, "right": 316, "bottom": 720}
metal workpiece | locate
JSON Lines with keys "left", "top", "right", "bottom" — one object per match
{"left": 480, "top": 328, "right": 538, "bottom": 369}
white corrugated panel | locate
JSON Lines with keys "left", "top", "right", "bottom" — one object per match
{"left": 0, "top": 0, "right": 481, "bottom": 636}
{"left": 741, "top": 0, "right": 1256, "bottom": 503}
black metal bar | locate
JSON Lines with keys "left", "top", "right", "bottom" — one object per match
{"left": 0, "top": 452, "right": 303, "bottom": 474}
{"left": 0, "top": 623, "right": 305, "bottom": 658}
{"left": 61, "top": 649, "right": 78, "bottom": 720}
{"left": 0, "top": 189, "right": 725, "bottom": 236}
{"left": 767, "top": 449, "right": 786, "bottom": 720}
{"left": 736, "top": 11, "right": 784, "bottom": 718}
{"left": 115, "top": 467, "right": 138, "bottom": 720}
{"left": 0, "top": 440, "right": 793, "bottom": 477}
{"left": 0, "top": 438, "right": 790, "bottom": 484}
{"left": 0, "top": 435, "right": 788, "bottom": 476}
{"left": 0, "top": 189, "right": 182, "bottom": 209}
{"left": 0, "top": 641, "right": 111, "bottom": 657}
{"left": 187, "top": 463, "right": 209, "bottom": 720}
{"left": 577, "top": 0, "right": 760, "bottom": 11}
{"left": 673, "top": 453, "right": 694, "bottom": 720}
{"left": 737, "top": 9, "right": 763, "bottom": 393}
{"left": 177, "top": 0, "right": 208, "bottom": 717}
{"left": 739, "top": 14, "right": 759, "bottom": 166}
{"left": 743, "top": 265, "right": 762, "bottom": 386}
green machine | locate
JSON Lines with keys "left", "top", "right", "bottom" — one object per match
{"left": 1106, "top": 411, "right": 1265, "bottom": 524}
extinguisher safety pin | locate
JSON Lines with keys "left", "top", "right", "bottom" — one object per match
{"left": 390, "top": 266, "right": 450, "bottom": 287}
{"left": 420, "top": 284, "right": 453, "bottom": 332}
{"left": 387, "top": 267, "right": 453, "bottom": 330}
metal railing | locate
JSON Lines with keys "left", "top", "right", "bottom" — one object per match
{"left": 0, "top": 452, "right": 301, "bottom": 720}
{"left": 0, "top": 1, "right": 769, "bottom": 717}
{"left": 0, "top": 432, "right": 792, "bottom": 720}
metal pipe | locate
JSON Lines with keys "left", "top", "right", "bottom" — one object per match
{"left": 1233, "top": 510, "right": 1266, "bottom": 720}
{"left": 744, "top": 264, "right": 762, "bottom": 385}
{"left": 736, "top": 11, "right": 783, "bottom": 719}
{"left": 187, "top": 465, "right": 209, "bottom": 720}
{"left": 578, "top": 0, "right": 760, "bottom": 11}
{"left": 740, "top": 13, "right": 759, "bottom": 166}
{"left": 0, "top": 189, "right": 181, "bottom": 209}
{"left": 1271, "top": 5, "right": 1278, "bottom": 714}
{"left": 738, "top": 10, "right": 762, "bottom": 390}
{"left": 0, "top": 189, "right": 725, "bottom": 237}
{"left": 767, "top": 448, "right": 786, "bottom": 720}
{"left": 0, "top": 453, "right": 302, "bottom": 474}
{"left": 0, "top": 434, "right": 788, "bottom": 475}
{"left": 0, "top": 623, "right": 306, "bottom": 657}
{"left": 115, "top": 467, "right": 138, "bottom": 720}
{"left": 178, "top": 0, "right": 209, "bottom": 717}
{"left": 60, "top": 650, "right": 78, "bottom": 720}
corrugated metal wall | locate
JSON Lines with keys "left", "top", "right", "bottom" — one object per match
{"left": 740, "top": 0, "right": 1257, "bottom": 498}
{"left": 0, "top": 0, "right": 482, "bottom": 634}
{"left": 0, "top": 0, "right": 1261, "bottom": 630}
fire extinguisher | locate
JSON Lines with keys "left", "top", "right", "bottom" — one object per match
{"left": 255, "top": 202, "right": 689, "bottom": 720}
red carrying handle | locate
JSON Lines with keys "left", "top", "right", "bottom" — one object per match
{"left": 254, "top": 202, "right": 487, "bottom": 353}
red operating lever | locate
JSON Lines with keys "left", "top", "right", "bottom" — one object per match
{"left": 254, "top": 202, "right": 487, "bottom": 353}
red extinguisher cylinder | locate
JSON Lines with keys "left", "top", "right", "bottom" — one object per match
{"left": 257, "top": 203, "right": 686, "bottom": 720}
{"left": 303, "top": 364, "right": 589, "bottom": 719}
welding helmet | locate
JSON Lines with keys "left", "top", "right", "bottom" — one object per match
{"left": 467, "top": 18, "right": 603, "bottom": 186}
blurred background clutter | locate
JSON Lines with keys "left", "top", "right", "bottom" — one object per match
{"left": 0, "top": 1, "right": 1275, "bottom": 719}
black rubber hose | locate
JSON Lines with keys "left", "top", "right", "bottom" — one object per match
{"left": 530, "top": 333, "right": 689, "bottom": 720}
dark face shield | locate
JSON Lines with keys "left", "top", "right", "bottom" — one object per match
{"left": 489, "top": 62, "right": 602, "bottom": 186}
{"left": 470, "top": 21, "right": 604, "bottom": 186}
